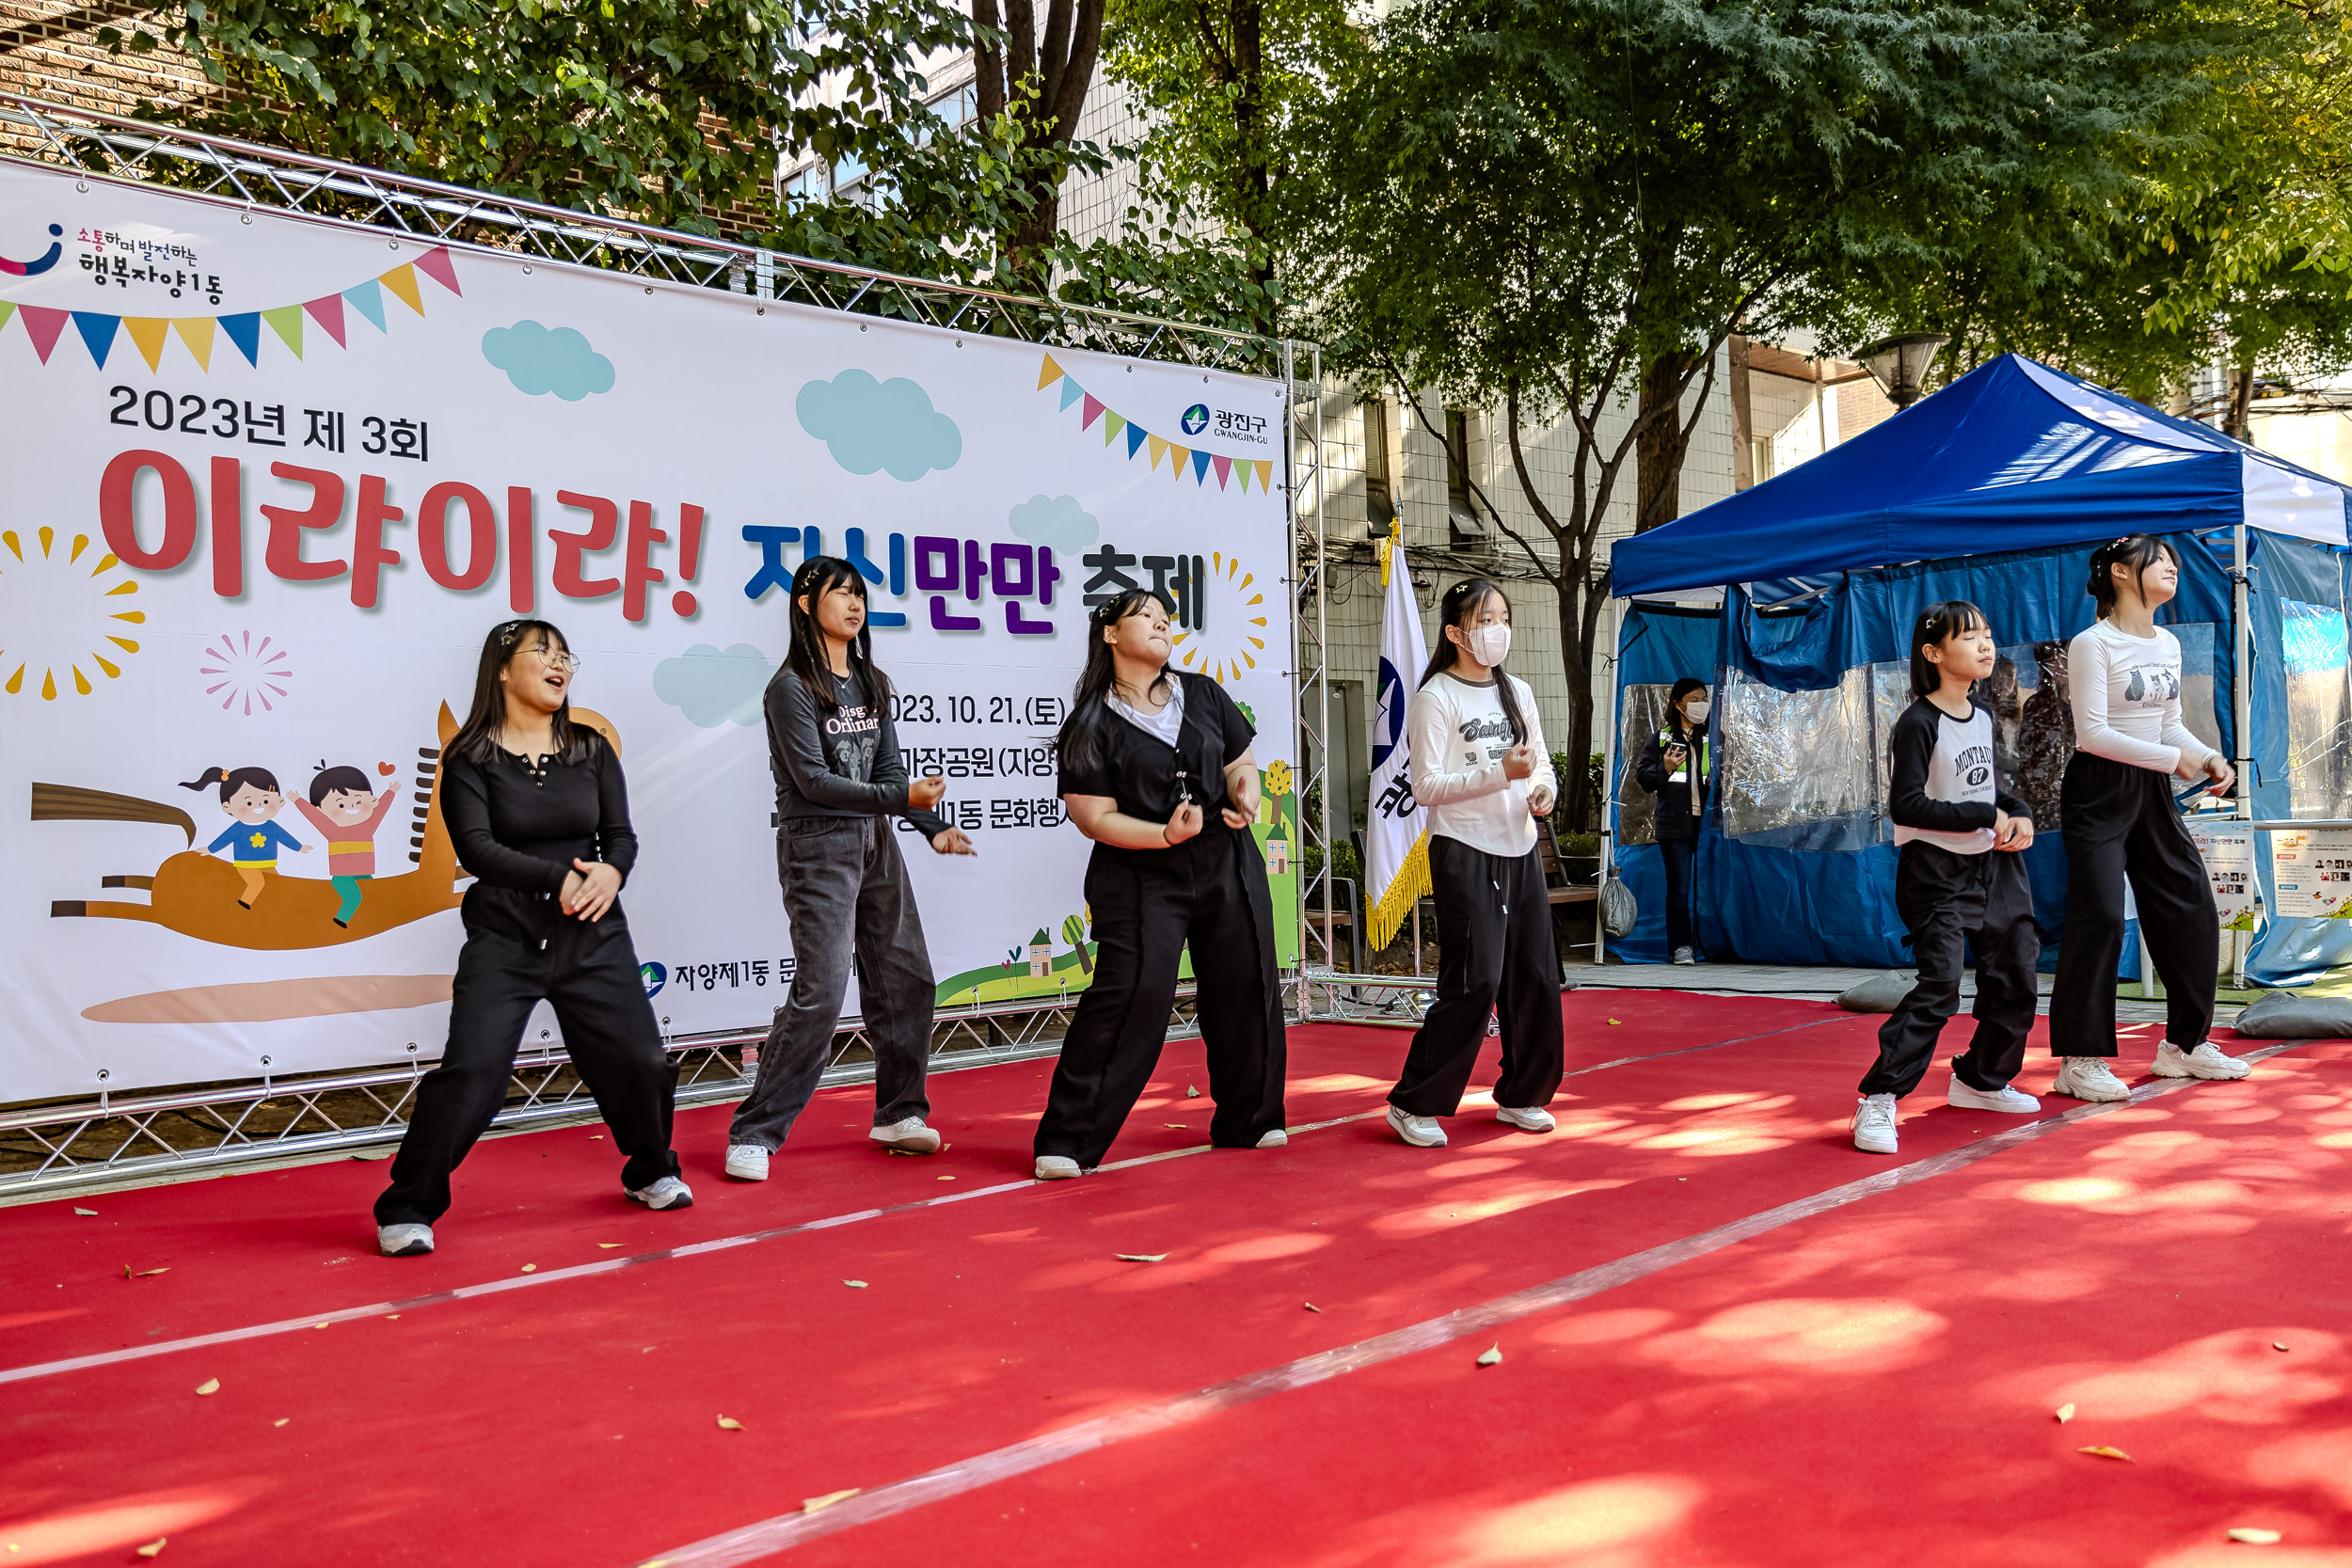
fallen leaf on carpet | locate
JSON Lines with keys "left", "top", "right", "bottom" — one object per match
{"left": 385, "top": 1314, "right": 400, "bottom": 1321}
{"left": 2056, "top": 1403, "right": 2075, "bottom": 1423}
{"left": 1606, "top": 1019, "right": 1620, "bottom": 1026}
{"left": 1116, "top": 1253, "right": 1168, "bottom": 1263}
{"left": 843, "top": 1279, "right": 868, "bottom": 1289}
{"left": 1165, "top": 1123, "right": 1188, "bottom": 1129}
{"left": 590, "top": 1134, "right": 604, "bottom": 1139}
{"left": 347, "top": 1150, "right": 390, "bottom": 1162}
{"left": 939, "top": 1176, "right": 956, "bottom": 1180}
{"left": 598, "top": 1243, "right": 622, "bottom": 1249}
{"left": 803, "top": 1490, "right": 860, "bottom": 1513}
{"left": 520, "top": 1264, "right": 536, "bottom": 1274}
{"left": 274, "top": 1418, "right": 289, "bottom": 1428}
{"left": 2228, "top": 1528, "right": 2281, "bottom": 1545}
{"left": 73, "top": 1208, "right": 97, "bottom": 1216}
{"left": 2078, "top": 1446, "right": 2132, "bottom": 1462}
{"left": 195, "top": 1380, "right": 219, "bottom": 1396}
{"left": 2274, "top": 1341, "right": 2289, "bottom": 1352}
{"left": 1477, "top": 1345, "right": 1502, "bottom": 1367}
{"left": 313, "top": 1322, "right": 329, "bottom": 1330}
{"left": 1186, "top": 1085, "right": 1200, "bottom": 1098}
{"left": 135, "top": 1540, "right": 166, "bottom": 1559}
{"left": 135, "top": 1267, "right": 168, "bottom": 1277}
{"left": 716, "top": 1416, "right": 744, "bottom": 1431}
{"left": 1304, "top": 1303, "right": 1321, "bottom": 1313}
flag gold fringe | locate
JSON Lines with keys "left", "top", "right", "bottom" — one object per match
{"left": 1362, "top": 830, "right": 1433, "bottom": 952}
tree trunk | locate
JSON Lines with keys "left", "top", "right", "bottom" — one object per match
{"left": 972, "top": 0, "right": 1105, "bottom": 286}
{"left": 1635, "top": 348, "right": 1700, "bottom": 533}
{"left": 2224, "top": 364, "right": 2255, "bottom": 441}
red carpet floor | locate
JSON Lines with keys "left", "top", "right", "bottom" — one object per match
{"left": 3, "top": 991, "right": 2346, "bottom": 1567}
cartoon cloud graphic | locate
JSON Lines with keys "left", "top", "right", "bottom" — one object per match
{"left": 482, "top": 321, "right": 616, "bottom": 401}
{"left": 796, "top": 370, "right": 961, "bottom": 481}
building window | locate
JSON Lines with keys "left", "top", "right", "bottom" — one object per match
{"left": 1363, "top": 397, "right": 1395, "bottom": 528}
{"left": 1446, "top": 408, "right": 1487, "bottom": 544}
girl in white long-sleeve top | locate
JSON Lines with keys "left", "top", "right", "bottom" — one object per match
{"left": 2048, "top": 535, "right": 2251, "bottom": 1100}
{"left": 1385, "top": 578, "right": 1565, "bottom": 1149}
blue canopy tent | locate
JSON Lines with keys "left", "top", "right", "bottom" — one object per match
{"left": 1604, "top": 353, "right": 2352, "bottom": 985}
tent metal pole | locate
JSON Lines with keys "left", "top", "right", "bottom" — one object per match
{"left": 2233, "top": 519, "right": 2254, "bottom": 989}
{"left": 1596, "top": 594, "right": 1623, "bottom": 965}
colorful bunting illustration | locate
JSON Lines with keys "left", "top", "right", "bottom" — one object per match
{"left": 1037, "top": 353, "right": 1276, "bottom": 496}
{"left": 2, "top": 246, "right": 461, "bottom": 372}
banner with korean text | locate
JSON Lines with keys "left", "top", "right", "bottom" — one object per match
{"left": 0, "top": 161, "right": 1296, "bottom": 1104}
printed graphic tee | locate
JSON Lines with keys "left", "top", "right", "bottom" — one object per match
{"left": 1406, "top": 670, "right": 1556, "bottom": 858}
{"left": 1885, "top": 696, "right": 2026, "bottom": 855}
{"left": 2067, "top": 619, "right": 2217, "bottom": 776}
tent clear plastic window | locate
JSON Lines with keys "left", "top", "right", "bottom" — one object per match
{"left": 1719, "top": 666, "right": 1876, "bottom": 843}
{"left": 1613, "top": 684, "right": 1674, "bottom": 847}
{"left": 2283, "top": 599, "right": 2352, "bottom": 819}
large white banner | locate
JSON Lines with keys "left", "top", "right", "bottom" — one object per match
{"left": 0, "top": 161, "right": 1296, "bottom": 1104}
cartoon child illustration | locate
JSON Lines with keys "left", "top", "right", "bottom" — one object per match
{"left": 294, "top": 763, "right": 397, "bottom": 928}
{"left": 181, "top": 765, "right": 309, "bottom": 909}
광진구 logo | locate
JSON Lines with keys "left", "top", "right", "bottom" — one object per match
{"left": 1181, "top": 403, "right": 1210, "bottom": 436}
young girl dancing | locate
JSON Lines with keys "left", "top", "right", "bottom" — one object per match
{"left": 1852, "top": 602, "right": 2042, "bottom": 1155}
{"left": 725, "top": 555, "right": 974, "bottom": 1180}
{"left": 1385, "top": 578, "right": 1564, "bottom": 1149}
{"left": 2048, "top": 535, "right": 2249, "bottom": 1099}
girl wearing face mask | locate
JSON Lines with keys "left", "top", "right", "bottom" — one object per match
{"left": 2047, "top": 535, "right": 2250, "bottom": 1101}
{"left": 1384, "top": 578, "right": 1565, "bottom": 1149}
{"left": 1635, "top": 676, "right": 1713, "bottom": 963}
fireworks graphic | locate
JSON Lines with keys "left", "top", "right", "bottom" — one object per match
{"left": 1171, "top": 551, "right": 1271, "bottom": 685}
{"left": 200, "top": 630, "right": 294, "bottom": 715}
{"left": 0, "top": 526, "right": 143, "bottom": 700}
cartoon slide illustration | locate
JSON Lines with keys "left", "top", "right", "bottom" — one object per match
{"left": 35, "top": 703, "right": 624, "bottom": 954}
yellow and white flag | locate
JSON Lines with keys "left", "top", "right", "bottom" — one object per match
{"left": 1364, "top": 523, "right": 1432, "bottom": 948}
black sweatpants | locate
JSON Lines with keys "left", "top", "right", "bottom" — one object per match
{"left": 2050, "top": 751, "right": 2217, "bottom": 1055}
{"left": 1859, "top": 842, "right": 2040, "bottom": 1099}
{"left": 1660, "top": 837, "right": 1699, "bottom": 956}
{"left": 376, "top": 891, "right": 679, "bottom": 1227}
{"left": 1035, "top": 830, "right": 1287, "bottom": 1169}
{"left": 1390, "top": 835, "right": 1565, "bottom": 1117}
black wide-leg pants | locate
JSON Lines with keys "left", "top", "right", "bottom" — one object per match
{"left": 1390, "top": 835, "right": 1565, "bottom": 1117}
{"left": 1035, "top": 830, "right": 1287, "bottom": 1169}
{"left": 1859, "top": 842, "right": 2040, "bottom": 1099}
{"left": 2050, "top": 751, "right": 2218, "bottom": 1055}
{"left": 376, "top": 892, "right": 680, "bottom": 1227}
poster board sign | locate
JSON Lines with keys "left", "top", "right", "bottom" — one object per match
{"left": 0, "top": 161, "right": 1296, "bottom": 1104}
{"left": 2269, "top": 828, "right": 2352, "bottom": 919}
{"left": 2187, "top": 821, "right": 2257, "bottom": 930}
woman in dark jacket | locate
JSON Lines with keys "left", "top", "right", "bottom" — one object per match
{"left": 1634, "top": 675, "right": 1713, "bottom": 964}
{"left": 373, "top": 619, "right": 688, "bottom": 1257}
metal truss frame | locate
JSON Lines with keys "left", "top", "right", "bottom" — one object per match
{"left": 0, "top": 92, "right": 1314, "bottom": 1200}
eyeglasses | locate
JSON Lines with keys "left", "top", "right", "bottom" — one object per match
{"left": 525, "top": 645, "right": 582, "bottom": 672}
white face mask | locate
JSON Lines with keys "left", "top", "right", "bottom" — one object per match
{"left": 1467, "top": 624, "right": 1511, "bottom": 666}
{"left": 1683, "top": 698, "right": 1711, "bottom": 723}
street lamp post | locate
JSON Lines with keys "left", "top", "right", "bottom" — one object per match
{"left": 1857, "top": 333, "right": 1950, "bottom": 410}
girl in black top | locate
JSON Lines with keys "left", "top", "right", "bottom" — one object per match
{"left": 374, "top": 619, "right": 687, "bottom": 1256}
{"left": 1851, "top": 601, "right": 2042, "bottom": 1156}
{"left": 725, "top": 556, "right": 973, "bottom": 1180}
{"left": 1032, "top": 589, "right": 1289, "bottom": 1176}
{"left": 1634, "top": 675, "right": 1712, "bottom": 963}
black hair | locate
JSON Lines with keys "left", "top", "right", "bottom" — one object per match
{"left": 1910, "top": 599, "right": 1992, "bottom": 698}
{"left": 2087, "top": 534, "right": 2177, "bottom": 617}
{"left": 785, "top": 555, "right": 895, "bottom": 711}
{"left": 179, "top": 765, "right": 279, "bottom": 801}
{"left": 448, "top": 618, "right": 593, "bottom": 766}
{"left": 1056, "top": 587, "right": 1179, "bottom": 780}
{"left": 1419, "top": 578, "right": 1526, "bottom": 746}
{"left": 1665, "top": 676, "right": 1708, "bottom": 737}
{"left": 309, "top": 764, "right": 373, "bottom": 806}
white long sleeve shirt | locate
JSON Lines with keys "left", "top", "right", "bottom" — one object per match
{"left": 1407, "top": 670, "right": 1557, "bottom": 857}
{"left": 2067, "top": 618, "right": 2216, "bottom": 776}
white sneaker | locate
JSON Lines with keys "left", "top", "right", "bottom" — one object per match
{"left": 625, "top": 1175, "right": 695, "bottom": 1210}
{"left": 1255, "top": 1128, "right": 1289, "bottom": 1148}
{"left": 1387, "top": 1104, "right": 1447, "bottom": 1148}
{"left": 2051, "top": 1057, "right": 2131, "bottom": 1102}
{"left": 1672, "top": 947, "right": 1695, "bottom": 966}
{"left": 2152, "top": 1040, "right": 2251, "bottom": 1081}
{"left": 377, "top": 1222, "right": 434, "bottom": 1258}
{"left": 1496, "top": 1104, "right": 1556, "bottom": 1132}
{"left": 723, "top": 1144, "right": 771, "bottom": 1181}
{"left": 1946, "top": 1077, "right": 2042, "bottom": 1114}
{"left": 1851, "top": 1093, "right": 1899, "bottom": 1154}
{"left": 869, "top": 1117, "right": 942, "bottom": 1154}
{"left": 1034, "top": 1155, "right": 1082, "bottom": 1180}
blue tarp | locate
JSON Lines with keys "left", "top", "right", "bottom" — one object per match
{"left": 1605, "top": 354, "right": 2352, "bottom": 985}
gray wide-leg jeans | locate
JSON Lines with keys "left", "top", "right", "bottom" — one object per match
{"left": 728, "top": 816, "right": 936, "bottom": 1149}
